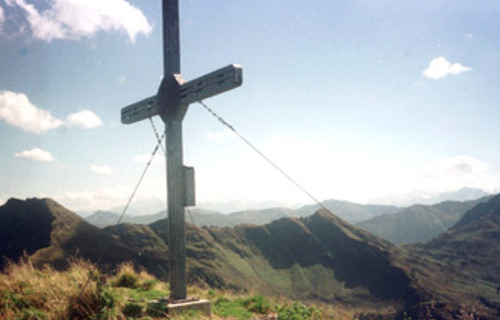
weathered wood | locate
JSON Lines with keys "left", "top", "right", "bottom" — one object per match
{"left": 121, "top": 96, "right": 157, "bottom": 124}
{"left": 163, "top": 0, "right": 180, "bottom": 75}
{"left": 162, "top": 0, "right": 186, "bottom": 300}
{"left": 180, "top": 64, "right": 243, "bottom": 105}
{"left": 184, "top": 166, "right": 196, "bottom": 206}
{"left": 165, "top": 119, "right": 186, "bottom": 300}
{"left": 120, "top": 0, "right": 242, "bottom": 302}
{"left": 121, "top": 65, "right": 242, "bottom": 124}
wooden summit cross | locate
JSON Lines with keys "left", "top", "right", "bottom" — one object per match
{"left": 120, "top": 0, "right": 242, "bottom": 301}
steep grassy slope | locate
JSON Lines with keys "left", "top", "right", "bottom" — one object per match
{"left": 400, "top": 194, "right": 500, "bottom": 317}
{"left": 104, "top": 223, "right": 169, "bottom": 277}
{"left": 0, "top": 198, "right": 140, "bottom": 270}
{"left": 91, "top": 208, "right": 423, "bottom": 310}
{"left": 0, "top": 198, "right": 53, "bottom": 261}
{"left": 237, "top": 211, "right": 421, "bottom": 305}
{"left": 356, "top": 197, "right": 492, "bottom": 244}
{"left": 454, "top": 193, "right": 500, "bottom": 228}
{"left": 143, "top": 210, "right": 423, "bottom": 309}
{"left": 409, "top": 194, "right": 500, "bottom": 285}
{"left": 222, "top": 207, "right": 298, "bottom": 226}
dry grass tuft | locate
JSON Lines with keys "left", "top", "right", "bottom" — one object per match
{"left": 0, "top": 258, "right": 92, "bottom": 318}
{"left": 113, "top": 262, "right": 140, "bottom": 289}
{"left": 0, "top": 258, "right": 122, "bottom": 320}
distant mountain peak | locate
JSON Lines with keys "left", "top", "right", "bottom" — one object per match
{"left": 0, "top": 197, "right": 58, "bottom": 262}
{"left": 0, "top": 197, "right": 138, "bottom": 269}
{"left": 372, "top": 187, "right": 490, "bottom": 207}
{"left": 454, "top": 193, "right": 500, "bottom": 228}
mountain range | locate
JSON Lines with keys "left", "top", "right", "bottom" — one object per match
{"left": 84, "top": 200, "right": 401, "bottom": 229}
{"left": 83, "top": 187, "right": 490, "bottom": 225}
{"left": 370, "top": 187, "right": 491, "bottom": 207}
{"left": 1, "top": 195, "right": 500, "bottom": 318}
{"left": 356, "top": 196, "right": 493, "bottom": 244}
{"left": 84, "top": 192, "right": 493, "bottom": 245}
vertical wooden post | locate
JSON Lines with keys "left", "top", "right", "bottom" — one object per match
{"left": 163, "top": 0, "right": 180, "bottom": 75}
{"left": 166, "top": 120, "right": 186, "bottom": 300}
{"left": 162, "top": 0, "right": 186, "bottom": 300}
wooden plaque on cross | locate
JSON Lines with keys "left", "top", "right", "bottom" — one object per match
{"left": 120, "top": 0, "right": 242, "bottom": 301}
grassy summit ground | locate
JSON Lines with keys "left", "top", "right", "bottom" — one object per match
{"left": 1, "top": 258, "right": 495, "bottom": 319}
{"left": 0, "top": 258, "right": 358, "bottom": 320}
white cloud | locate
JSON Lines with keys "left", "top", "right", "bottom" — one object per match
{"left": 91, "top": 164, "right": 115, "bottom": 175}
{"left": 57, "top": 186, "right": 165, "bottom": 213}
{"left": 0, "top": 5, "right": 5, "bottom": 25}
{"left": 422, "top": 56, "right": 471, "bottom": 80}
{"left": 0, "top": 90, "right": 103, "bottom": 133}
{"left": 61, "top": 188, "right": 123, "bottom": 206}
{"left": 58, "top": 189, "right": 119, "bottom": 212}
{"left": 7, "top": 0, "right": 152, "bottom": 42}
{"left": 15, "top": 148, "right": 56, "bottom": 162}
{"left": 61, "top": 190, "right": 94, "bottom": 203}
{"left": 66, "top": 110, "right": 102, "bottom": 129}
{"left": 9, "top": 0, "right": 65, "bottom": 40}
{"left": 0, "top": 90, "right": 63, "bottom": 134}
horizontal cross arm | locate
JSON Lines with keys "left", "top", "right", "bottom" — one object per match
{"left": 121, "top": 95, "right": 158, "bottom": 124}
{"left": 120, "top": 64, "right": 242, "bottom": 125}
{"left": 180, "top": 64, "right": 242, "bottom": 105}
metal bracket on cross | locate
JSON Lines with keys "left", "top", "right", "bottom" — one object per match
{"left": 121, "top": 64, "right": 242, "bottom": 125}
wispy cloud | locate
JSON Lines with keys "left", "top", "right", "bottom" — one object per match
{"left": 66, "top": 110, "right": 102, "bottom": 129}
{"left": 419, "top": 155, "right": 488, "bottom": 179}
{"left": 14, "top": 147, "right": 56, "bottom": 162}
{"left": 57, "top": 186, "right": 164, "bottom": 212}
{"left": 5, "top": 0, "right": 152, "bottom": 42}
{"left": 0, "top": 5, "right": 5, "bottom": 26}
{"left": 0, "top": 90, "right": 63, "bottom": 133}
{"left": 91, "top": 164, "right": 115, "bottom": 175}
{"left": 0, "top": 90, "right": 102, "bottom": 133}
{"left": 415, "top": 155, "right": 500, "bottom": 193}
{"left": 59, "top": 188, "right": 125, "bottom": 212}
{"left": 422, "top": 56, "right": 471, "bottom": 80}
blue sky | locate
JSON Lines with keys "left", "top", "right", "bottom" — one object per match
{"left": 1, "top": 0, "right": 499, "bottom": 214}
